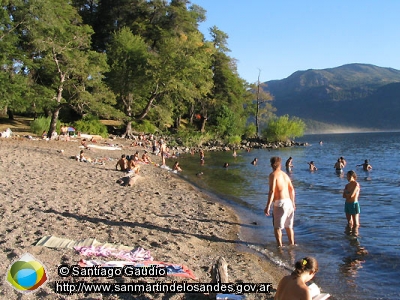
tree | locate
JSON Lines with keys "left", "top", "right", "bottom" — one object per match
{"left": 0, "top": 0, "right": 32, "bottom": 118}
{"left": 106, "top": 27, "right": 151, "bottom": 136}
{"left": 262, "top": 115, "right": 306, "bottom": 142}
{"left": 24, "top": 0, "right": 118, "bottom": 137}
{"left": 105, "top": 1, "right": 214, "bottom": 135}
{"left": 249, "top": 70, "right": 275, "bottom": 137}
{"left": 205, "top": 26, "right": 253, "bottom": 136}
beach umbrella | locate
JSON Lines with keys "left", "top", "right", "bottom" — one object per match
{"left": 67, "top": 127, "right": 75, "bottom": 132}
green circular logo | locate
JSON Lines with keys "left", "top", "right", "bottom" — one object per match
{"left": 6, "top": 253, "right": 48, "bottom": 293}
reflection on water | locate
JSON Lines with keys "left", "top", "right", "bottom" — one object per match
{"left": 340, "top": 226, "right": 368, "bottom": 288}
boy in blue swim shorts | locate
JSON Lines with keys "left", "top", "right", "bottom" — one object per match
{"left": 343, "top": 170, "right": 361, "bottom": 228}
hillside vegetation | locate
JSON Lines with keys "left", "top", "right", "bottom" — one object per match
{"left": 264, "top": 63, "right": 400, "bottom": 131}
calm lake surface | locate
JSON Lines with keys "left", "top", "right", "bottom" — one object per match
{"left": 172, "top": 131, "right": 400, "bottom": 300}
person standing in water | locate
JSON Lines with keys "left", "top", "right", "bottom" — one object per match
{"left": 343, "top": 170, "right": 361, "bottom": 229}
{"left": 334, "top": 158, "right": 344, "bottom": 174}
{"left": 357, "top": 159, "right": 372, "bottom": 171}
{"left": 285, "top": 157, "right": 294, "bottom": 172}
{"left": 199, "top": 149, "right": 205, "bottom": 165}
{"left": 265, "top": 157, "right": 296, "bottom": 247}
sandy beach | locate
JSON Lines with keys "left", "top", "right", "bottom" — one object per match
{"left": 0, "top": 137, "right": 287, "bottom": 299}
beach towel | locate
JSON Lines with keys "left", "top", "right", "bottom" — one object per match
{"left": 36, "top": 236, "right": 134, "bottom": 251}
{"left": 87, "top": 144, "right": 122, "bottom": 150}
{"left": 78, "top": 259, "right": 198, "bottom": 280}
{"left": 74, "top": 245, "right": 153, "bottom": 262}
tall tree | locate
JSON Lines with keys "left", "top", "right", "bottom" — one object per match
{"left": 23, "top": 0, "right": 118, "bottom": 137}
{"left": 0, "top": 0, "right": 31, "bottom": 118}
{"left": 105, "top": 1, "right": 214, "bottom": 135}
{"left": 253, "top": 70, "right": 274, "bottom": 137}
{"left": 206, "top": 26, "right": 253, "bottom": 136}
{"left": 106, "top": 27, "right": 150, "bottom": 136}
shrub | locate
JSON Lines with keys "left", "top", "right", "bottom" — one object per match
{"left": 30, "top": 117, "right": 60, "bottom": 135}
{"left": 243, "top": 123, "right": 257, "bottom": 139}
{"left": 226, "top": 135, "right": 242, "bottom": 146}
{"left": 177, "top": 129, "right": 215, "bottom": 147}
{"left": 262, "top": 115, "right": 305, "bottom": 142}
{"left": 73, "top": 116, "right": 108, "bottom": 138}
{"left": 132, "top": 120, "right": 158, "bottom": 134}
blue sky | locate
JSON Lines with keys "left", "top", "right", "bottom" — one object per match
{"left": 192, "top": 0, "right": 400, "bottom": 83}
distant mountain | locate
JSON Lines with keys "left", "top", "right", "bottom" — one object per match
{"left": 263, "top": 64, "right": 400, "bottom": 132}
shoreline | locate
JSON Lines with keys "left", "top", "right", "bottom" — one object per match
{"left": 0, "top": 137, "right": 287, "bottom": 299}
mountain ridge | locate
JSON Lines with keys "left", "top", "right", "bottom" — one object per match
{"left": 263, "top": 63, "right": 400, "bottom": 132}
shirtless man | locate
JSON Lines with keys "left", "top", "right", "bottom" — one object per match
{"left": 340, "top": 156, "right": 347, "bottom": 168}
{"left": 265, "top": 156, "right": 296, "bottom": 247}
{"left": 116, "top": 154, "right": 128, "bottom": 171}
{"left": 160, "top": 140, "right": 167, "bottom": 166}
{"left": 357, "top": 159, "right": 372, "bottom": 171}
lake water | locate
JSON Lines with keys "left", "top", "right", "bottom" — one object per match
{"left": 172, "top": 131, "right": 400, "bottom": 300}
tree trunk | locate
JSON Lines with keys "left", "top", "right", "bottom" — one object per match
{"left": 124, "top": 121, "right": 133, "bottom": 138}
{"left": 7, "top": 108, "right": 14, "bottom": 120}
{"left": 189, "top": 103, "right": 195, "bottom": 125}
{"left": 1, "top": 106, "right": 7, "bottom": 117}
{"left": 200, "top": 114, "right": 207, "bottom": 133}
{"left": 175, "top": 115, "right": 181, "bottom": 129}
{"left": 256, "top": 71, "right": 261, "bottom": 138}
{"left": 47, "top": 107, "right": 60, "bottom": 138}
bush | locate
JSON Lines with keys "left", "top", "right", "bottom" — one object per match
{"left": 214, "top": 105, "right": 245, "bottom": 137}
{"left": 262, "top": 115, "right": 305, "bottom": 142}
{"left": 177, "top": 129, "right": 215, "bottom": 147}
{"left": 243, "top": 123, "right": 257, "bottom": 139}
{"left": 73, "top": 116, "right": 108, "bottom": 138}
{"left": 132, "top": 120, "right": 158, "bottom": 134}
{"left": 30, "top": 117, "right": 60, "bottom": 136}
{"left": 226, "top": 135, "right": 242, "bottom": 146}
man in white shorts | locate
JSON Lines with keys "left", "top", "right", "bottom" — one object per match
{"left": 264, "top": 156, "right": 296, "bottom": 247}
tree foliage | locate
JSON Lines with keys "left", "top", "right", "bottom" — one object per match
{"left": 262, "top": 115, "right": 306, "bottom": 142}
{"left": 0, "top": 0, "right": 302, "bottom": 142}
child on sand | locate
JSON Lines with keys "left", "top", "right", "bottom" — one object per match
{"left": 78, "top": 150, "right": 91, "bottom": 163}
{"left": 275, "top": 257, "right": 319, "bottom": 300}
